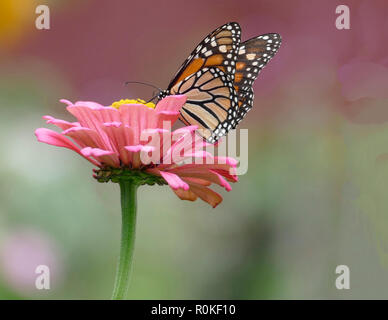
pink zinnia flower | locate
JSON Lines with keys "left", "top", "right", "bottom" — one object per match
{"left": 35, "top": 95, "right": 239, "bottom": 299}
{"left": 35, "top": 96, "right": 238, "bottom": 208}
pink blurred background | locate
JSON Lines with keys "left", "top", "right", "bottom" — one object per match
{"left": 1, "top": 0, "right": 388, "bottom": 299}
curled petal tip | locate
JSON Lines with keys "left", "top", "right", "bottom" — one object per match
{"left": 160, "top": 171, "right": 190, "bottom": 191}
{"left": 60, "top": 99, "right": 73, "bottom": 105}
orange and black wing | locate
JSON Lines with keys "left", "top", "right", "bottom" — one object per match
{"left": 162, "top": 25, "right": 281, "bottom": 143}
{"left": 165, "top": 22, "right": 242, "bottom": 143}
{"left": 170, "top": 67, "right": 238, "bottom": 143}
{"left": 234, "top": 33, "right": 281, "bottom": 123}
{"left": 167, "top": 22, "right": 241, "bottom": 90}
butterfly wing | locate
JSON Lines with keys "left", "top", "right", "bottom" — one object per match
{"left": 170, "top": 67, "right": 238, "bottom": 142}
{"left": 165, "top": 22, "right": 242, "bottom": 142}
{"left": 234, "top": 33, "right": 281, "bottom": 123}
{"left": 163, "top": 25, "right": 281, "bottom": 143}
{"left": 167, "top": 22, "right": 241, "bottom": 89}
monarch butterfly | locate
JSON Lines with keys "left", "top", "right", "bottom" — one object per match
{"left": 158, "top": 22, "right": 281, "bottom": 143}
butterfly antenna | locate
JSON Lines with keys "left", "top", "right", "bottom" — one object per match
{"left": 124, "top": 81, "right": 162, "bottom": 103}
{"left": 124, "top": 81, "right": 162, "bottom": 92}
{"left": 146, "top": 92, "right": 160, "bottom": 104}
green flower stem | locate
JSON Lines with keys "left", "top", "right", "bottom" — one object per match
{"left": 111, "top": 180, "right": 138, "bottom": 300}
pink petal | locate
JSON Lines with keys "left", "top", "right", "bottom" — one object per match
{"left": 102, "top": 123, "right": 134, "bottom": 165}
{"left": 119, "top": 104, "right": 155, "bottom": 144}
{"left": 59, "top": 99, "right": 73, "bottom": 106}
{"left": 138, "top": 129, "right": 171, "bottom": 165}
{"left": 152, "top": 95, "right": 187, "bottom": 129}
{"left": 103, "top": 121, "right": 121, "bottom": 128}
{"left": 66, "top": 105, "right": 116, "bottom": 150}
{"left": 124, "top": 145, "right": 154, "bottom": 153}
{"left": 35, "top": 128, "right": 100, "bottom": 166}
{"left": 81, "top": 147, "right": 115, "bottom": 157}
{"left": 212, "top": 169, "right": 238, "bottom": 182}
{"left": 89, "top": 107, "right": 122, "bottom": 124}
{"left": 159, "top": 171, "right": 189, "bottom": 190}
{"left": 74, "top": 101, "right": 106, "bottom": 109}
{"left": 163, "top": 128, "right": 197, "bottom": 164}
{"left": 43, "top": 116, "right": 79, "bottom": 130}
{"left": 35, "top": 128, "right": 79, "bottom": 150}
{"left": 155, "top": 95, "right": 187, "bottom": 113}
{"left": 62, "top": 126, "right": 109, "bottom": 150}
{"left": 169, "top": 164, "right": 238, "bottom": 182}
{"left": 179, "top": 170, "right": 232, "bottom": 191}
{"left": 67, "top": 105, "right": 119, "bottom": 128}
{"left": 169, "top": 162, "right": 235, "bottom": 174}
{"left": 154, "top": 110, "right": 181, "bottom": 129}
{"left": 181, "top": 177, "right": 212, "bottom": 186}
{"left": 80, "top": 147, "right": 119, "bottom": 167}
{"left": 141, "top": 128, "right": 169, "bottom": 134}
{"left": 172, "top": 188, "right": 198, "bottom": 202}
{"left": 187, "top": 183, "right": 223, "bottom": 208}
{"left": 213, "top": 156, "right": 239, "bottom": 167}
{"left": 125, "top": 145, "right": 155, "bottom": 168}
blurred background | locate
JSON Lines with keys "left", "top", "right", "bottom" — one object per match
{"left": 1, "top": 0, "right": 388, "bottom": 299}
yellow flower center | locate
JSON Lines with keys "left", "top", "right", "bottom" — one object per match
{"left": 111, "top": 98, "right": 155, "bottom": 109}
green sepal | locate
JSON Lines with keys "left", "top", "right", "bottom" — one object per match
{"left": 93, "top": 167, "right": 167, "bottom": 186}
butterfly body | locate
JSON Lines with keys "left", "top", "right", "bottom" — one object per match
{"left": 159, "top": 22, "right": 281, "bottom": 143}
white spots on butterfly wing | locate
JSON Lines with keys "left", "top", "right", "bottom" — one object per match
{"left": 246, "top": 53, "right": 256, "bottom": 60}
{"left": 219, "top": 45, "right": 227, "bottom": 53}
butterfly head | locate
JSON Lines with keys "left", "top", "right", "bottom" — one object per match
{"left": 157, "top": 89, "right": 170, "bottom": 101}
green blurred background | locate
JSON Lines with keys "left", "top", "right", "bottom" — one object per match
{"left": 1, "top": 0, "right": 388, "bottom": 299}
